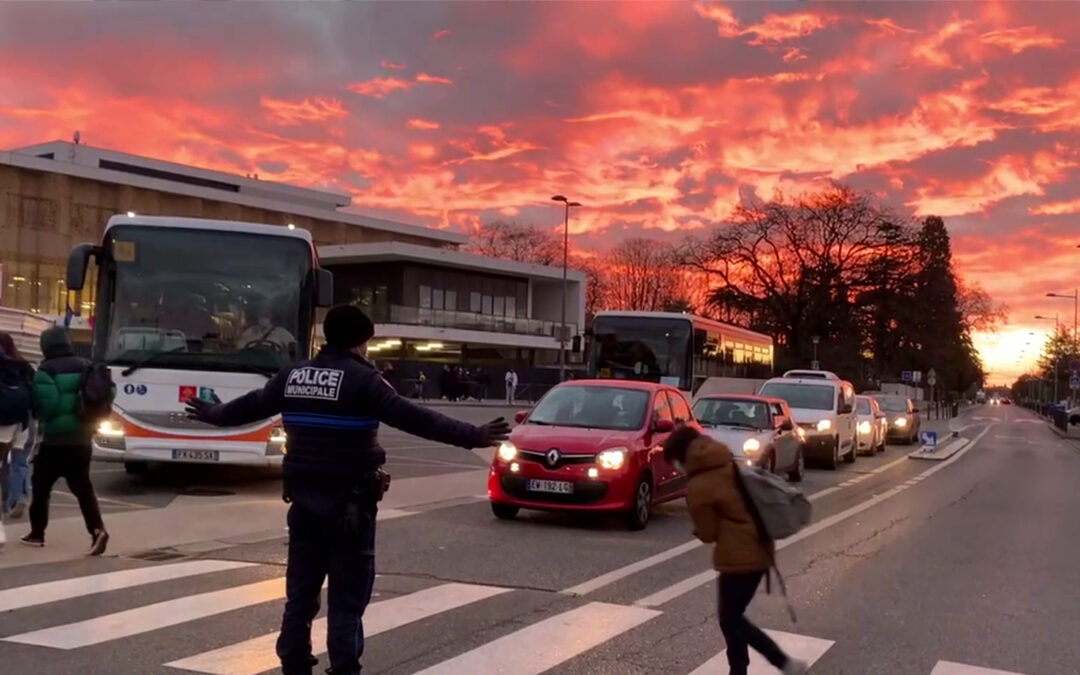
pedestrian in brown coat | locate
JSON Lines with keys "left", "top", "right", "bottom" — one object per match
{"left": 664, "top": 425, "right": 807, "bottom": 675}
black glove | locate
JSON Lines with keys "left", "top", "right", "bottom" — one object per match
{"left": 478, "top": 417, "right": 511, "bottom": 446}
{"left": 184, "top": 393, "right": 221, "bottom": 423}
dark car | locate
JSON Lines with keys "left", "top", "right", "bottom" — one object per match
{"left": 873, "top": 395, "right": 921, "bottom": 444}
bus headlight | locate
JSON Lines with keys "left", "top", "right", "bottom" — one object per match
{"left": 816, "top": 419, "right": 832, "bottom": 432}
{"left": 597, "top": 448, "right": 627, "bottom": 470}
{"left": 858, "top": 421, "right": 872, "bottom": 435}
{"left": 96, "top": 417, "right": 124, "bottom": 437}
{"left": 498, "top": 442, "right": 518, "bottom": 462}
{"left": 742, "top": 438, "right": 761, "bottom": 454}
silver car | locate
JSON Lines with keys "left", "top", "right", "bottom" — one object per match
{"left": 855, "top": 395, "right": 886, "bottom": 456}
{"left": 691, "top": 395, "right": 804, "bottom": 482}
{"left": 874, "top": 395, "right": 921, "bottom": 444}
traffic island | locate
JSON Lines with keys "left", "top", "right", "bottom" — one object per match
{"left": 908, "top": 436, "right": 969, "bottom": 461}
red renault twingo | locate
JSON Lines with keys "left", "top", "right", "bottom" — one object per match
{"left": 487, "top": 379, "right": 698, "bottom": 530}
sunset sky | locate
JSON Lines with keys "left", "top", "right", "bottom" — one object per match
{"left": 2, "top": 1, "right": 1079, "bottom": 385}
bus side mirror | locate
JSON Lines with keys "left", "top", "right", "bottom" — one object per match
{"left": 66, "top": 243, "right": 98, "bottom": 291}
{"left": 315, "top": 268, "right": 334, "bottom": 307}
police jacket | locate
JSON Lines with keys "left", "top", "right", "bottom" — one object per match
{"left": 200, "top": 346, "right": 487, "bottom": 509}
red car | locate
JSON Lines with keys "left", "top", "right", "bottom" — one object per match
{"left": 488, "top": 379, "right": 697, "bottom": 530}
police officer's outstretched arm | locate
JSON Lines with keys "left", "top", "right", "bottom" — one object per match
{"left": 185, "top": 370, "right": 288, "bottom": 427}
{"left": 363, "top": 371, "right": 509, "bottom": 448}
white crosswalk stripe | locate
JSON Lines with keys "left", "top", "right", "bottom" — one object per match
{"left": 165, "top": 582, "right": 512, "bottom": 675}
{"left": 0, "top": 560, "right": 1038, "bottom": 675}
{"left": 688, "top": 629, "right": 834, "bottom": 674}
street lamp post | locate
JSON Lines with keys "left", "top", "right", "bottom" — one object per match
{"left": 811, "top": 335, "right": 820, "bottom": 369}
{"left": 552, "top": 195, "right": 581, "bottom": 382}
{"left": 1046, "top": 291, "right": 1078, "bottom": 406}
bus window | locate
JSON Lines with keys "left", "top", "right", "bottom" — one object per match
{"left": 590, "top": 316, "right": 692, "bottom": 390}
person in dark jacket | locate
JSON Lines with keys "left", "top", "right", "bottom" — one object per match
{"left": 0, "top": 332, "right": 35, "bottom": 521}
{"left": 186, "top": 305, "right": 510, "bottom": 675}
{"left": 664, "top": 426, "right": 807, "bottom": 675}
{"left": 23, "top": 326, "right": 110, "bottom": 555}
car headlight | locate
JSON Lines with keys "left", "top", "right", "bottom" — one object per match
{"left": 858, "top": 421, "right": 872, "bottom": 434}
{"left": 597, "top": 448, "right": 627, "bottom": 470}
{"left": 269, "top": 425, "right": 286, "bottom": 443}
{"left": 816, "top": 419, "right": 832, "bottom": 432}
{"left": 742, "top": 438, "right": 761, "bottom": 453}
{"left": 96, "top": 417, "right": 124, "bottom": 437}
{"left": 895, "top": 417, "right": 908, "bottom": 428}
{"left": 497, "top": 442, "right": 518, "bottom": 462}
{"left": 795, "top": 426, "right": 806, "bottom": 440}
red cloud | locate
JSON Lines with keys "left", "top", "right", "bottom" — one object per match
{"left": 260, "top": 96, "right": 348, "bottom": 125}
{"left": 1030, "top": 197, "right": 1080, "bottom": 215}
{"left": 433, "top": 29, "right": 452, "bottom": 40}
{"left": 415, "top": 73, "right": 453, "bottom": 85}
{"left": 407, "top": 119, "right": 441, "bottom": 131}
{"left": 347, "top": 77, "right": 413, "bottom": 98}
{"left": 782, "top": 47, "right": 807, "bottom": 62}
{"left": 981, "top": 26, "right": 1064, "bottom": 53}
{"left": 381, "top": 60, "right": 407, "bottom": 70}
{"left": 694, "top": 3, "right": 835, "bottom": 44}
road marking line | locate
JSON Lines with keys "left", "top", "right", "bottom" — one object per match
{"left": 0, "top": 560, "right": 255, "bottom": 613}
{"left": 633, "top": 424, "right": 994, "bottom": 608}
{"left": 930, "top": 661, "right": 1026, "bottom": 674}
{"left": 53, "top": 490, "right": 152, "bottom": 510}
{"left": 870, "top": 455, "right": 910, "bottom": 474}
{"left": 807, "top": 486, "right": 841, "bottom": 501}
{"left": 409, "top": 602, "right": 661, "bottom": 675}
{"left": 377, "top": 507, "right": 415, "bottom": 521}
{"left": 166, "top": 582, "right": 511, "bottom": 675}
{"left": 689, "top": 629, "right": 834, "bottom": 674}
{"left": 4, "top": 577, "right": 289, "bottom": 649}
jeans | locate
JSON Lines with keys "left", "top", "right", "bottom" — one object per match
{"left": 718, "top": 571, "right": 789, "bottom": 674}
{"left": 28, "top": 442, "right": 105, "bottom": 538}
{"left": 2, "top": 424, "right": 34, "bottom": 513}
{"left": 277, "top": 501, "right": 376, "bottom": 675}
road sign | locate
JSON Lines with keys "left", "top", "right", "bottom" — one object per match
{"left": 927, "top": 368, "right": 937, "bottom": 387}
{"left": 901, "top": 371, "right": 912, "bottom": 382}
{"left": 920, "top": 430, "right": 937, "bottom": 451}
{"left": 913, "top": 371, "right": 922, "bottom": 383}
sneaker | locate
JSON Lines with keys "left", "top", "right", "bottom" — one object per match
{"left": 89, "top": 529, "right": 109, "bottom": 556}
{"left": 783, "top": 658, "right": 809, "bottom": 675}
{"left": 9, "top": 497, "right": 28, "bottom": 519}
{"left": 20, "top": 533, "right": 44, "bottom": 547}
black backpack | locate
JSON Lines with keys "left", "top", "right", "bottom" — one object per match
{"left": 78, "top": 362, "right": 114, "bottom": 422}
{"left": 0, "top": 358, "right": 33, "bottom": 426}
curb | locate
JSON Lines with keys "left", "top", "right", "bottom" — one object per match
{"left": 908, "top": 437, "right": 969, "bottom": 462}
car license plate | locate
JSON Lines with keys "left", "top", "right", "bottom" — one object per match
{"left": 172, "top": 449, "right": 219, "bottom": 461}
{"left": 526, "top": 479, "right": 573, "bottom": 494}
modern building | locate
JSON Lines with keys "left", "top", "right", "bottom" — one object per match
{"left": 0, "top": 139, "right": 586, "bottom": 385}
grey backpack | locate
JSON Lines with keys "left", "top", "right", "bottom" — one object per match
{"left": 735, "top": 464, "right": 812, "bottom": 540}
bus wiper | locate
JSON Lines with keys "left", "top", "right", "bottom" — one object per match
{"left": 119, "top": 347, "right": 186, "bottom": 376}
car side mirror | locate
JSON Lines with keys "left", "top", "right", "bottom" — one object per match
{"left": 653, "top": 418, "right": 675, "bottom": 434}
{"left": 514, "top": 410, "right": 529, "bottom": 424}
{"left": 779, "top": 418, "right": 794, "bottom": 432}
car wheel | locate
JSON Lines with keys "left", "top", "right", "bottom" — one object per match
{"left": 844, "top": 436, "right": 857, "bottom": 463}
{"left": 877, "top": 436, "right": 886, "bottom": 453}
{"left": 491, "top": 502, "right": 519, "bottom": 520}
{"left": 624, "top": 475, "right": 652, "bottom": 531}
{"left": 787, "top": 448, "right": 804, "bottom": 483}
{"left": 124, "top": 461, "right": 149, "bottom": 476}
{"left": 825, "top": 437, "right": 839, "bottom": 470}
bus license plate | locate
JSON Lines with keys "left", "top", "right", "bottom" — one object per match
{"left": 172, "top": 449, "right": 219, "bottom": 462}
{"left": 526, "top": 479, "right": 573, "bottom": 494}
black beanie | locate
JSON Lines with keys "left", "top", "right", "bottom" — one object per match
{"left": 323, "top": 305, "right": 375, "bottom": 348}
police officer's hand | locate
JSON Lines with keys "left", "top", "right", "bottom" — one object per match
{"left": 478, "top": 417, "right": 511, "bottom": 446}
{"left": 184, "top": 394, "right": 221, "bottom": 422}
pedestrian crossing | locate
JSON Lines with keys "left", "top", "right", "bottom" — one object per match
{"left": 0, "top": 559, "right": 1035, "bottom": 675}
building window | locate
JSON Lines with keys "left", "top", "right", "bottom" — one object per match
{"left": 494, "top": 296, "right": 505, "bottom": 316}
{"left": 470, "top": 291, "right": 481, "bottom": 313}
{"left": 433, "top": 288, "right": 444, "bottom": 310}
{"left": 446, "top": 290, "right": 458, "bottom": 312}
{"left": 482, "top": 294, "right": 492, "bottom": 314}
{"left": 506, "top": 296, "right": 516, "bottom": 317}
{"left": 419, "top": 285, "right": 432, "bottom": 309}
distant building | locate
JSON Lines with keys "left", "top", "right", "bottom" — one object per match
{"left": 0, "top": 140, "right": 585, "bottom": 383}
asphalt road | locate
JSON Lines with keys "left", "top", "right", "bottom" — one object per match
{"left": 3, "top": 403, "right": 1075, "bottom": 674}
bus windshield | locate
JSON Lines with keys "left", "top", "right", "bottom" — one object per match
{"left": 97, "top": 225, "right": 313, "bottom": 373}
{"left": 589, "top": 316, "right": 692, "bottom": 391}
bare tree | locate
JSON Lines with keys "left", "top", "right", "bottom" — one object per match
{"left": 569, "top": 253, "right": 610, "bottom": 324}
{"left": 604, "top": 238, "right": 689, "bottom": 311}
{"left": 467, "top": 221, "right": 561, "bottom": 266}
{"left": 957, "top": 279, "right": 1008, "bottom": 334}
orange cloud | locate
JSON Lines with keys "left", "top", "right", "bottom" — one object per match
{"left": 407, "top": 118, "right": 441, "bottom": 130}
{"left": 693, "top": 3, "right": 834, "bottom": 44}
{"left": 782, "top": 47, "right": 807, "bottom": 62}
{"left": 260, "top": 96, "right": 348, "bottom": 125}
{"left": 415, "top": 73, "right": 453, "bottom": 85}
{"left": 864, "top": 17, "right": 918, "bottom": 35}
{"left": 347, "top": 77, "right": 413, "bottom": 98}
{"left": 381, "top": 60, "right": 406, "bottom": 70}
{"left": 433, "top": 29, "right": 452, "bottom": 40}
{"left": 408, "top": 143, "right": 438, "bottom": 160}
{"left": 980, "top": 26, "right": 1063, "bottom": 53}
{"left": 1030, "top": 196, "right": 1080, "bottom": 215}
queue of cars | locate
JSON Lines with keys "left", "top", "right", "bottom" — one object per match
{"left": 487, "top": 371, "right": 924, "bottom": 530}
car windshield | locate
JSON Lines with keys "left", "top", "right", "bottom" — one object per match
{"left": 877, "top": 397, "right": 909, "bottom": 412}
{"left": 693, "top": 398, "right": 771, "bottom": 429}
{"left": 527, "top": 386, "right": 649, "bottom": 430}
{"left": 758, "top": 382, "right": 835, "bottom": 411}
{"left": 857, "top": 398, "right": 872, "bottom": 414}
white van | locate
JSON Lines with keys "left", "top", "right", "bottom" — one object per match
{"left": 758, "top": 371, "right": 857, "bottom": 469}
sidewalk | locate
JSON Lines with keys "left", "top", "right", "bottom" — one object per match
{"left": 0, "top": 460, "right": 493, "bottom": 570}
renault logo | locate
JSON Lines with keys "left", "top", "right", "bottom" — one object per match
{"left": 545, "top": 448, "right": 561, "bottom": 467}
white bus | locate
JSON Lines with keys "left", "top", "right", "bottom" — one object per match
{"left": 66, "top": 215, "right": 333, "bottom": 473}
{"left": 587, "top": 311, "right": 774, "bottom": 396}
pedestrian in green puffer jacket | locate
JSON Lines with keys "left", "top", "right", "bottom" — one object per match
{"left": 22, "top": 326, "right": 110, "bottom": 555}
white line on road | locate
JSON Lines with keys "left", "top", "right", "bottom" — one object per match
{"left": 689, "top": 629, "right": 834, "bottom": 674}
{"left": 930, "top": 661, "right": 1027, "bottom": 674}
{"left": 408, "top": 602, "right": 661, "bottom": 675}
{"left": 633, "top": 424, "right": 995, "bottom": 608}
{"left": 5, "top": 577, "right": 289, "bottom": 649}
{"left": 166, "top": 582, "right": 511, "bottom": 675}
{"left": 0, "top": 560, "right": 255, "bottom": 613}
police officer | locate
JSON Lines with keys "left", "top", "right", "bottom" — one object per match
{"left": 185, "top": 305, "right": 510, "bottom": 675}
